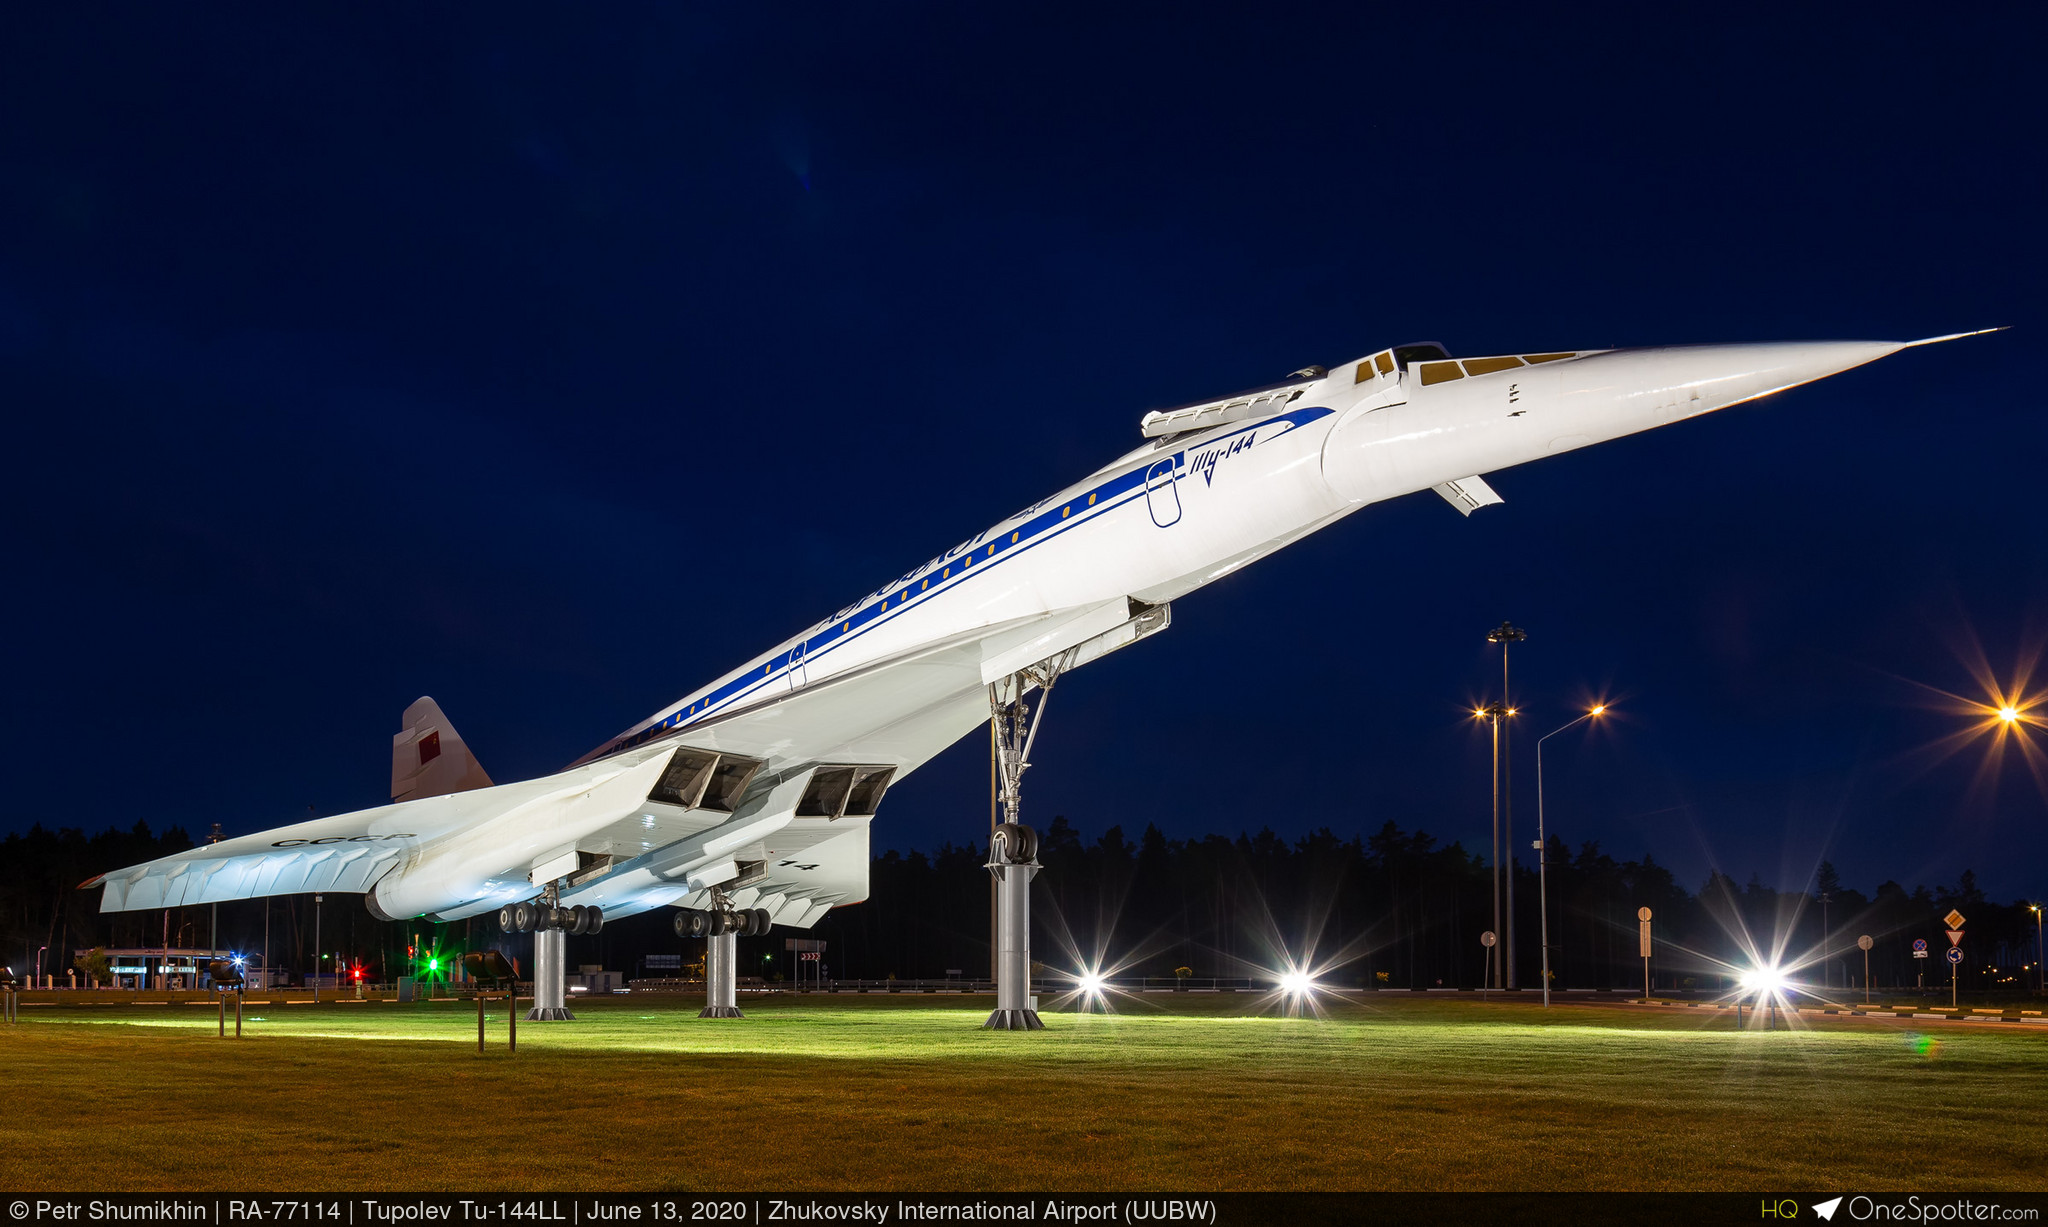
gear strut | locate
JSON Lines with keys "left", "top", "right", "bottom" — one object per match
{"left": 983, "top": 651, "right": 1071, "bottom": 1031}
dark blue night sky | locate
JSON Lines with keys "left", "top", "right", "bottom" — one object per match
{"left": 2, "top": 8, "right": 2042, "bottom": 902}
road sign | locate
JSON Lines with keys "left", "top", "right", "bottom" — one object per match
{"left": 1638, "top": 921, "right": 1652, "bottom": 958}
{"left": 1480, "top": 931, "right": 1497, "bottom": 948}
{"left": 1944, "top": 909, "right": 1967, "bottom": 930}
{"left": 1913, "top": 939, "right": 1928, "bottom": 952}
{"left": 1945, "top": 947, "right": 1963, "bottom": 965}
{"left": 1637, "top": 906, "right": 1653, "bottom": 921}
{"left": 1947, "top": 929, "right": 1965, "bottom": 947}
{"left": 1857, "top": 934, "right": 1874, "bottom": 951}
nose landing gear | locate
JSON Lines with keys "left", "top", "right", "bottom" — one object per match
{"left": 982, "top": 653, "right": 1069, "bottom": 1032}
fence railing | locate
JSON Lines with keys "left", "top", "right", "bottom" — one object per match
{"left": 626, "top": 976, "right": 1262, "bottom": 994}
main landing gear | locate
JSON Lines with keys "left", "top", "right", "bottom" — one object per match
{"left": 674, "top": 895, "right": 773, "bottom": 1019}
{"left": 499, "top": 885, "right": 603, "bottom": 1022}
{"left": 983, "top": 653, "right": 1069, "bottom": 1032}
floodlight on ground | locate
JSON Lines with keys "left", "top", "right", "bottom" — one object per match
{"left": 1738, "top": 965, "right": 1786, "bottom": 996}
{"left": 462, "top": 950, "right": 517, "bottom": 984}
{"left": 462, "top": 950, "right": 520, "bottom": 1057}
{"left": 207, "top": 959, "right": 245, "bottom": 988}
{"left": 1278, "top": 970, "right": 1316, "bottom": 995}
{"left": 1076, "top": 970, "right": 1105, "bottom": 995}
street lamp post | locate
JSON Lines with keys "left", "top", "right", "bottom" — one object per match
{"left": 1820, "top": 891, "right": 1831, "bottom": 992}
{"left": 1477, "top": 701, "right": 1509, "bottom": 989}
{"left": 208, "top": 823, "right": 224, "bottom": 964}
{"left": 1487, "top": 623, "right": 1526, "bottom": 988}
{"left": 2034, "top": 904, "right": 2044, "bottom": 996}
{"left": 1536, "top": 705, "right": 1606, "bottom": 1009}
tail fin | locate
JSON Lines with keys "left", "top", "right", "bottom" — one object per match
{"left": 391, "top": 697, "right": 494, "bottom": 802}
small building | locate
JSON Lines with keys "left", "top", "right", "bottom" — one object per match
{"left": 86, "top": 947, "right": 239, "bottom": 991}
{"left": 567, "top": 964, "right": 622, "bottom": 995}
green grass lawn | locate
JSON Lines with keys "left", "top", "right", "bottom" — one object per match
{"left": 2, "top": 992, "right": 2042, "bottom": 1193}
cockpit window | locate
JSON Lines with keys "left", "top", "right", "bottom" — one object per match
{"left": 1356, "top": 349, "right": 1402, "bottom": 383}
{"left": 1393, "top": 344, "right": 1451, "bottom": 368}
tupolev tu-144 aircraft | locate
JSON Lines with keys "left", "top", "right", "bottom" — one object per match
{"left": 89, "top": 330, "right": 1995, "bottom": 1021}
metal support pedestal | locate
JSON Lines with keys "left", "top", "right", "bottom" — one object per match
{"left": 526, "top": 927, "right": 575, "bottom": 1021}
{"left": 700, "top": 932, "right": 743, "bottom": 1018}
{"left": 983, "top": 855, "right": 1041, "bottom": 1030}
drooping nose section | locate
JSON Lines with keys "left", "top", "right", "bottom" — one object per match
{"left": 1320, "top": 339, "right": 1908, "bottom": 506}
{"left": 1556, "top": 340, "right": 1906, "bottom": 429}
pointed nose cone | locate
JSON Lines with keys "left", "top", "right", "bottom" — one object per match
{"left": 1562, "top": 340, "right": 1907, "bottom": 421}
{"left": 1692, "top": 340, "right": 1908, "bottom": 408}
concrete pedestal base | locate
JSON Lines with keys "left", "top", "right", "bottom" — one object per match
{"left": 981, "top": 1008, "right": 1043, "bottom": 1030}
{"left": 982, "top": 858, "right": 1040, "bottom": 1031}
{"left": 525, "top": 927, "right": 576, "bottom": 1022}
{"left": 699, "top": 931, "right": 743, "bottom": 1019}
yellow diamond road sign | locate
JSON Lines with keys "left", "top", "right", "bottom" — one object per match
{"left": 1944, "top": 909, "right": 1967, "bottom": 930}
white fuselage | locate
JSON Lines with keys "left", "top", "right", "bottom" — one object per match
{"left": 585, "top": 340, "right": 1901, "bottom": 766}
{"left": 97, "top": 337, "right": 1928, "bottom": 927}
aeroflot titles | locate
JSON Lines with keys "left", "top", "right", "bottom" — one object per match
{"left": 272, "top": 833, "right": 415, "bottom": 847}
{"left": 595, "top": 406, "right": 1331, "bottom": 761}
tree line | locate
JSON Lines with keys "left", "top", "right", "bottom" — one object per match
{"left": 4, "top": 816, "right": 2040, "bottom": 995}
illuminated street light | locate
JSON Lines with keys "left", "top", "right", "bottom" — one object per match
{"left": 1475, "top": 700, "right": 1512, "bottom": 989}
{"left": 1536, "top": 704, "right": 1608, "bottom": 1008}
{"left": 2033, "top": 905, "right": 2044, "bottom": 995}
{"left": 1486, "top": 622, "right": 1527, "bottom": 991}
{"left": 2000, "top": 706, "right": 2020, "bottom": 723}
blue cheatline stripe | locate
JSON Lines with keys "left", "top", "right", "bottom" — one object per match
{"left": 596, "top": 407, "right": 1334, "bottom": 758}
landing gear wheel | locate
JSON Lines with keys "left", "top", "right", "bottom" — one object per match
{"left": 498, "top": 906, "right": 516, "bottom": 933}
{"left": 994, "top": 822, "right": 1038, "bottom": 863}
{"left": 568, "top": 905, "right": 589, "bottom": 936}
{"left": 511, "top": 902, "right": 536, "bottom": 933}
{"left": 583, "top": 905, "right": 604, "bottom": 936}
{"left": 754, "top": 908, "right": 773, "bottom": 935}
